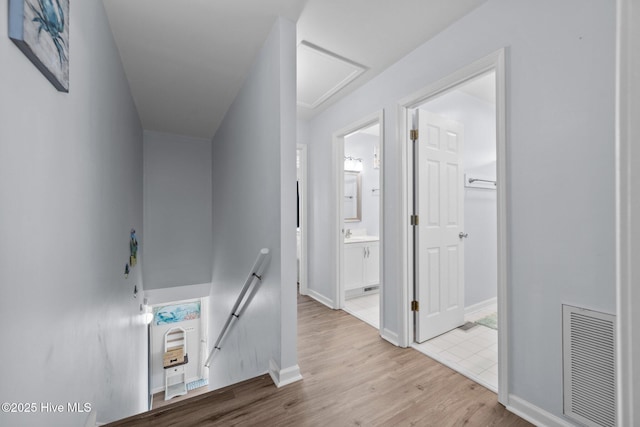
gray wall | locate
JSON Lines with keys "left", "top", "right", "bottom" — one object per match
{"left": 0, "top": 1, "right": 146, "bottom": 425}
{"left": 209, "top": 18, "right": 298, "bottom": 390}
{"left": 304, "top": 0, "right": 614, "bottom": 421}
{"left": 143, "top": 131, "right": 213, "bottom": 289}
{"left": 423, "top": 90, "right": 497, "bottom": 308}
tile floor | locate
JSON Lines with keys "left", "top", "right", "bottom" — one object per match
{"left": 343, "top": 293, "right": 380, "bottom": 329}
{"left": 344, "top": 293, "right": 498, "bottom": 392}
{"left": 412, "top": 304, "right": 498, "bottom": 392}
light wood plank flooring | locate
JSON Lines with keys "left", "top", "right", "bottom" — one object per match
{"left": 107, "top": 294, "right": 531, "bottom": 426}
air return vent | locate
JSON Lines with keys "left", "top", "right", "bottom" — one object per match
{"left": 562, "top": 305, "right": 616, "bottom": 427}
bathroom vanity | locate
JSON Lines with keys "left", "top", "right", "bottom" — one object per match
{"left": 344, "top": 235, "right": 379, "bottom": 298}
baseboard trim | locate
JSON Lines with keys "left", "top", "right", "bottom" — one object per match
{"left": 269, "top": 359, "right": 303, "bottom": 388}
{"left": 307, "top": 289, "right": 334, "bottom": 309}
{"left": 507, "top": 395, "right": 573, "bottom": 427}
{"left": 381, "top": 328, "right": 400, "bottom": 346}
{"left": 465, "top": 297, "right": 497, "bottom": 316}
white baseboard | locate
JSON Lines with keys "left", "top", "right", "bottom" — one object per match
{"left": 465, "top": 297, "right": 497, "bottom": 316}
{"left": 381, "top": 328, "right": 400, "bottom": 346}
{"left": 307, "top": 289, "right": 335, "bottom": 309}
{"left": 507, "top": 395, "right": 574, "bottom": 427}
{"left": 268, "top": 359, "right": 303, "bottom": 388}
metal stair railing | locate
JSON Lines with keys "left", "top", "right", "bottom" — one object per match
{"left": 204, "top": 248, "right": 270, "bottom": 368}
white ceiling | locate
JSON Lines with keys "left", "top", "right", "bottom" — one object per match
{"left": 296, "top": 0, "right": 487, "bottom": 120}
{"left": 102, "top": 0, "right": 308, "bottom": 139}
{"left": 103, "top": 0, "right": 487, "bottom": 139}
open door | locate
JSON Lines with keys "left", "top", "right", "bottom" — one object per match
{"left": 415, "top": 109, "right": 465, "bottom": 343}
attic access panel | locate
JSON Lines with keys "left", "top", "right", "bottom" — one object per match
{"left": 297, "top": 41, "right": 366, "bottom": 109}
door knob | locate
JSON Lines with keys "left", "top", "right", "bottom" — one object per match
{"left": 459, "top": 232, "right": 468, "bottom": 239}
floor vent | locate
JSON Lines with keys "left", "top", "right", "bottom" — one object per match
{"left": 562, "top": 305, "right": 616, "bottom": 427}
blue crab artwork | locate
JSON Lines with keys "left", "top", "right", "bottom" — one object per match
{"left": 8, "top": 0, "right": 70, "bottom": 91}
{"left": 28, "top": 0, "right": 67, "bottom": 65}
{"left": 153, "top": 302, "right": 202, "bottom": 325}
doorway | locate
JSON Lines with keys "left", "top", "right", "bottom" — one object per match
{"left": 333, "top": 112, "right": 384, "bottom": 330}
{"left": 148, "top": 296, "right": 210, "bottom": 408}
{"left": 412, "top": 72, "right": 499, "bottom": 392}
{"left": 400, "top": 50, "right": 508, "bottom": 402}
{"left": 297, "top": 145, "right": 308, "bottom": 296}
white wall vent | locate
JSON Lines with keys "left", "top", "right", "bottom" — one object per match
{"left": 562, "top": 305, "right": 616, "bottom": 427}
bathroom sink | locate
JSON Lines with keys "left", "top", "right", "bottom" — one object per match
{"left": 344, "top": 235, "right": 379, "bottom": 243}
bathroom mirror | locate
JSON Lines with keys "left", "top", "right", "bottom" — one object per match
{"left": 344, "top": 171, "right": 361, "bottom": 222}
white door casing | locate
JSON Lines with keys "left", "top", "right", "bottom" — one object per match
{"left": 333, "top": 111, "right": 384, "bottom": 312}
{"left": 399, "top": 49, "right": 507, "bottom": 403}
{"left": 415, "top": 109, "right": 465, "bottom": 343}
{"left": 297, "top": 144, "right": 308, "bottom": 296}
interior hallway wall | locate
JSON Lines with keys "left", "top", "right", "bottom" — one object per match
{"left": 423, "top": 90, "right": 497, "bottom": 308}
{"left": 209, "top": 17, "right": 299, "bottom": 390}
{"left": 0, "top": 0, "right": 146, "bottom": 425}
{"left": 143, "top": 131, "right": 213, "bottom": 290}
{"left": 297, "top": 118, "right": 310, "bottom": 145}
{"left": 304, "top": 0, "right": 614, "bottom": 421}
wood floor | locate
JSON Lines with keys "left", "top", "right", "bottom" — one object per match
{"left": 107, "top": 294, "right": 531, "bottom": 427}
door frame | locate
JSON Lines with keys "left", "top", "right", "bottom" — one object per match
{"left": 333, "top": 111, "right": 385, "bottom": 319}
{"left": 297, "top": 144, "right": 308, "bottom": 296}
{"left": 616, "top": 0, "right": 639, "bottom": 423}
{"left": 398, "top": 49, "right": 508, "bottom": 404}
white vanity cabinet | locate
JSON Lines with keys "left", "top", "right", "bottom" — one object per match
{"left": 365, "top": 242, "right": 380, "bottom": 286}
{"left": 344, "top": 239, "right": 379, "bottom": 291}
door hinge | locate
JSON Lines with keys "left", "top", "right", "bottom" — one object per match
{"left": 410, "top": 215, "right": 419, "bottom": 226}
{"left": 411, "top": 300, "right": 419, "bottom": 311}
{"left": 410, "top": 129, "right": 419, "bottom": 141}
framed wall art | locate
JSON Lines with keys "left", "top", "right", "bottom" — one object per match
{"left": 8, "top": 0, "right": 70, "bottom": 92}
{"left": 153, "top": 301, "right": 201, "bottom": 326}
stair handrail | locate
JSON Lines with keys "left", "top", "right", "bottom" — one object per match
{"left": 204, "top": 248, "right": 270, "bottom": 368}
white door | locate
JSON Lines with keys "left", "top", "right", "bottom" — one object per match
{"left": 415, "top": 109, "right": 465, "bottom": 343}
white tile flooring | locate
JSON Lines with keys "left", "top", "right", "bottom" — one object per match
{"left": 343, "top": 293, "right": 498, "bottom": 392}
{"left": 343, "top": 293, "right": 380, "bottom": 329}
